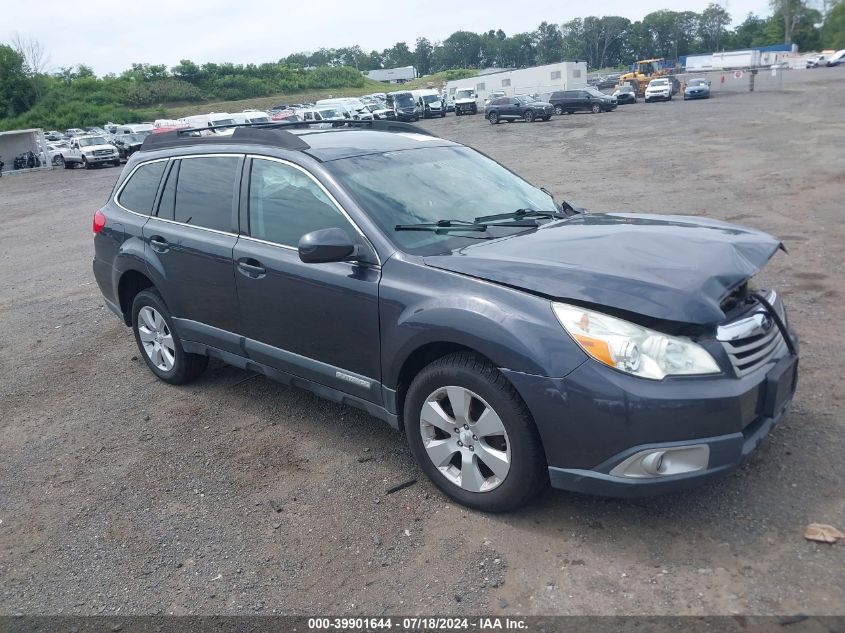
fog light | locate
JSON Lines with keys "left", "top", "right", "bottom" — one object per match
{"left": 609, "top": 444, "right": 709, "bottom": 479}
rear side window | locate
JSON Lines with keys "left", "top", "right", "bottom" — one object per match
{"left": 117, "top": 161, "right": 166, "bottom": 215}
{"left": 248, "top": 158, "right": 355, "bottom": 248}
{"left": 172, "top": 156, "right": 239, "bottom": 232}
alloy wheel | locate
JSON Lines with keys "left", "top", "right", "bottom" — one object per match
{"left": 419, "top": 386, "right": 511, "bottom": 493}
{"left": 137, "top": 306, "right": 176, "bottom": 371}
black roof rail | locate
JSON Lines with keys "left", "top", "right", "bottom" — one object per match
{"left": 140, "top": 118, "right": 438, "bottom": 152}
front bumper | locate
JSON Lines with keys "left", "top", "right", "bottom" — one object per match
{"left": 684, "top": 91, "right": 709, "bottom": 99}
{"left": 86, "top": 153, "right": 119, "bottom": 163}
{"left": 646, "top": 92, "right": 671, "bottom": 100}
{"left": 502, "top": 333, "right": 798, "bottom": 498}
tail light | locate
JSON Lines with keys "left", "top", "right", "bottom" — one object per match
{"left": 93, "top": 209, "right": 106, "bottom": 234}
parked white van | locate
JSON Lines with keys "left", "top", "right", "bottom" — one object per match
{"left": 410, "top": 89, "right": 446, "bottom": 118}
{"left": 117, "top": 123, "right": 154, "bottom": 135}
{"left": 231, "top": 111, "right": 272, "bottom": 124}
{"left": 314, "top": 98, "right": 373, "bottom": 120}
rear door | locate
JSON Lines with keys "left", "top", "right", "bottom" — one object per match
{"left": 232, "top": 156, "right": 382, "bottom": 403}
{"left": 142, "top": 154, "right": 244, "bottom": 354}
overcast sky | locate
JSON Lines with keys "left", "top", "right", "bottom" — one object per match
{"left": 7, "top": 0, "right": 772, "bottom": 76}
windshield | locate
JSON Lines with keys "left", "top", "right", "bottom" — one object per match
{"left": 394, "top": 94, "right": 414, "bottom": 107}
{"left": 318, "top": 109, "right": 340, "bottom": 118}
{"left": 119, "top": 134, "right": 144, "bottom": 143}
{"left": 516, "top": 94, "right": 537, "bottom": 102}
{"left": 422, "top": 95, "right": 440, "bottom": 104}
{"left": 78, "top": 137, "right": 107, "bottom": 147}
{"left": 327, "top": 146, "right": 557, "bottom": 256}
{"left": 688, "top": 79, "right": 706, "bottom": 86}
{"left": 247, "top": 115, "right": 270, "bottom": 123}
{"left": 455, "top": 90, "right": 474, "bottom": 100}
{"left": 650, "top": 79, "right": 669, "bottom": 86}
{"left": 617, "top": 86, "right": 633, "bottom": 93}
{"left": 210, "top": 118, "right": 235, "bottom": 126}
{"left": 585, "top": 88, "right": 606, "bottom": 97}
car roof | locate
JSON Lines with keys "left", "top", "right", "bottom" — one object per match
{"left": 139, "top": 123, "right": 457, "bottom": 162}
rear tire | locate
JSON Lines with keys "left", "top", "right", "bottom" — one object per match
{"left": 131, "top": 289, "right": 208, "bottom": 385}
{"left": 62, "top": 157, "right": 73, "bottom": 169}
{"left": 403, "top": 352, "right": 548, "bottom": 512}
{"left": 488, "top": 111, "right": 499, "bottom": 124}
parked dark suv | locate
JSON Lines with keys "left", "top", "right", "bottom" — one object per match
{"left": 485, "top": 95, "right": 554, "bottom": 124}
{"left": 93, "top": 120, "right": 798, "bottom": 512}
{"left": 549, "top": 88, "right": 617, "bottom": 114}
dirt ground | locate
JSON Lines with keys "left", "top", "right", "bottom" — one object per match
{"left": 1, "top": 68, "right": 844, "bottom": 617}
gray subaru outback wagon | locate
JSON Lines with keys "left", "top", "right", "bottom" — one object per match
{"left": 93, "top": 121, "right": 798, "bottom": 511}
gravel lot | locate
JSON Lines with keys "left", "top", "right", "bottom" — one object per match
{"left": 1, "top": 69, "right": 843, "bottom": 617}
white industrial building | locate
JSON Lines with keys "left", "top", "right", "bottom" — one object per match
{"left": 0, "top": 129, "right": 51, "bottom": 175}
{"left": 443, "top": 62, "right": 588, "bottom": 102}
{"left": 365, "top": 66, "right": 417, "bottom": 83}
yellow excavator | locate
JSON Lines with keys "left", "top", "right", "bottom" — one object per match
{"left": 617, "top": 59, "right": 680, "bottom": 97}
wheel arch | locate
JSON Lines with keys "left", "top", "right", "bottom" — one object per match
{"left": 117, "top": 268, "right": 155, "bottom": 326}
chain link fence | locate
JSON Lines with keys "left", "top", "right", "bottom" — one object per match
{"left": 676, "top": 67, "right": 786, "bottom": 93}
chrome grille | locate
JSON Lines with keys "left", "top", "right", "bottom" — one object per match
{"left": 717, "top": 290, "right": 788, "bottom": 377}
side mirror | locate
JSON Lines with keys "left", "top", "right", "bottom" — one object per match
{"left": 298, "top": 228, "right": 356, "bottom": 264}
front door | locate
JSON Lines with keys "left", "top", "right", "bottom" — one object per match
{"left": 233, "top": 156, "right": 382, "bottom": 403}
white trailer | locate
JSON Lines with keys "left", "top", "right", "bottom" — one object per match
{"left": 711, "top": 50, "right": 761, "bottom": 69}
{"left": 444, "top": 62, "right": 588, "bottom": 106}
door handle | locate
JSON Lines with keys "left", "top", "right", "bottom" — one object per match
{"left": 237, "top": 258, "right": 266, "bottom": 278}
{"left": 149, "top": 235, "right": 169, "bottom": 252}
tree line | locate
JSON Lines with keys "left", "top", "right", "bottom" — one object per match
{"left": 285, "top": 0, "right": 843, "bottom": 73}
{"left": 2, "top": 0, "right": 844, "bottom": 130}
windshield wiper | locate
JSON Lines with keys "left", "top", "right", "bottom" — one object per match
{"left": 395, "top": 220, "right": 489, "bottom": 232}
{"left": 474, "top": 208, "right": 566, "bottom": 223}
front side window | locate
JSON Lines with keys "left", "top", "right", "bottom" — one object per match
{"left": 248, "top": 159, "right": 356, "bottom": 248}
{"left": 172, "top": 156, "right": 239, "bottom": 231}
{"left": 117, "top": 161, "right": 167, "bottom": 215}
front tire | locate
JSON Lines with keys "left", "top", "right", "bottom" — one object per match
{"left": 523, "top": 110, "right": 535, "bottom": 123}
{"left": 403, "top": 353, "right": 547, "bottom": 512}
{"left": 591, "top": 103, "right": 601, "bottom": 113}
{"left": 554, "top": 105, "right": 563, "bottom": 115}
{"left": 131, "top": 289, "right": 208, "bottom": 385}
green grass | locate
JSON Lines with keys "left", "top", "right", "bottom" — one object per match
{"left": 159, "top": 71, "right": 479, "bottom": 117}
{"left": 162, "top": 78, "right": 393, "bottom": 117}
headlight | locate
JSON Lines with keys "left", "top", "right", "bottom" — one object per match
{"left": 552, "top": 303, "right": 720, "bottom": 380}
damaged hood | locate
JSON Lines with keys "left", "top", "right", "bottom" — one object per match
{"left": 424, "top": 213, "right": 783, "bottom": 324}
